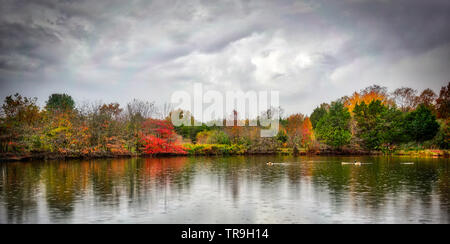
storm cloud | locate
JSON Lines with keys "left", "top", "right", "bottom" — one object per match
{"left": 0, "top": 0, "right": 449, "bottom": 115}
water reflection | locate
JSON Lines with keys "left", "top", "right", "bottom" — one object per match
{"left": 0, "top": 156, "right": 448, "bottom": 223}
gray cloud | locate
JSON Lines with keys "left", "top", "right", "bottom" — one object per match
{"left": 0, "top": 0, "right": 449, "bottom": 115}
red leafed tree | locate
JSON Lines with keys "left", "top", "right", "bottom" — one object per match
{"left": 141, "top": 135, "right": 186, "bottom": 155}
{"left": 140, "top": 119, "right": 186, "bottom": 155}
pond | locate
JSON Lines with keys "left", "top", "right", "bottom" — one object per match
{"left": 0, "top": 156, "right": 448, "bottom": 223}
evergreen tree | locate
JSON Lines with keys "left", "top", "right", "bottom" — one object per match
{"left": 405, "top": 104, "right": 440, "bottom": 142}
{"left": 315, "top": 102, "right": 352, "bottom": 149}
{"left": 310, "top": 103, "right": 329, "bottom": 129}
{"left": 353, "top": 100, "right": 406, "bottom": 150}
{"left": 45, "top": 94, "right": 75, "bottom": 113}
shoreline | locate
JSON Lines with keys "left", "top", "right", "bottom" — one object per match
{"left": 1, "top": 149, "right": 448, "bottom": 162}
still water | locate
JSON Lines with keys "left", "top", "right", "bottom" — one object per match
{"left": 0, "top": 156, "right": 448, "bottom": 224}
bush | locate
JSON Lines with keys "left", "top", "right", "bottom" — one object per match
{"left": 196, "top": 130, "right": 230, "bottom": 145}
{"left": 433, "top": 119, "right": 449, "bottom": 149}
{"left": 276, "top": 129, "right": 288, "bottom": 143}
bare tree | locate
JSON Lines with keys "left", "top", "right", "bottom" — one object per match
{"left": 262, "top": 106, "right": 283, "bottom": 120}
{"left": 392, "top": 87, "right": 418, "bottom": 112}
{"left": 361, "top": 85, "right": 388, "bottom": 96}
{"left": 77, "top": 100, "right": 100, "bottom": 118}
{"left": 0, "top": 106, "right": 4, "bottom": 119}
{"left": 126, "top": 99, "right": 157, "bottom": 119}
{"left": 159, "top": 102, "right": 173, "bottom": 120}
{"left": 415, "top": 88, "right": 437, "bottom": 108}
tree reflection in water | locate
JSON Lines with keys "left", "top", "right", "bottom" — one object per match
{"left": 0, "top": 156, "right": 448, "bottom": 223}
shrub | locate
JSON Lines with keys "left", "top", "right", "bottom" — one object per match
{"left": 196, "top": 130, "right": 230, "bottom": 145}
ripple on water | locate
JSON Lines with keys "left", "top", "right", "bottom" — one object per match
{"left": 0, "top": 156, "right": 449, "bottom": 223}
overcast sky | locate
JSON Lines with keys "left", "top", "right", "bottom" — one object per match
{"left": 0, "top": 0, "right": 449, "bottom": 115}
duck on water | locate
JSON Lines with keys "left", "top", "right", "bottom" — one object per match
{"left": 341, "top": 160, "right": 362, "bottom": 166}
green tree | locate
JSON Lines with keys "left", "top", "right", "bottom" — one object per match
{"left": 315, "top": 102, "right": 352, "bottom": 149}
{"left": 310, "top": 103, "right": 329, "bottom": 129}
{"left": 433, "top": 119, "right": 449, "bottom": 149}
{"left": 382, "top": 108, "right": 408, "bottom": 145}
{"left": 45, "top": 94, "right": 75, "bottom": 113}
{"left": 176, "top": 124, "right": 210, "bottom": 143}
{"left": 209, "top": 130, "right": 231, "bottom": 145}
{"left": 353, "top": 100, "right": 406, "bottom": 150}
{"left": 276, "top": 128, "right": 288, "bottom": 143}
{"left": 405, "top": 104, "right": 440, "bottom": 142}
{"left": 439, "top": 119, "right": 449, "bottom": 149}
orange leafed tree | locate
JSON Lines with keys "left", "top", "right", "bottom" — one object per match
{"left": 286, "top": 113, "right": 304, "bottom": 146}
{"left": 344, "top": 91, "right": 389, "bottom": 113}
{"left": 225, "top": 110, "right": 244, "bottom": 143}
{"left": 301, "top": 117, "right": 314, "bottom": 147}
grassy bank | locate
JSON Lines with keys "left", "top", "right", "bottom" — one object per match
{"left": 393, "top": 149, "right": 449, "bottom": 157}
{"left": 1, "top": 144, "right": 449, "bottom": 162}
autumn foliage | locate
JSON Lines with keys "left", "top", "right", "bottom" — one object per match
{"left": 0, "top": 82, "right": 449, "bottom": 158}
{"left": 344, "top": 91, "right": 390, "bottom": 113}
{"left": 140, "top": 119, "right": 186, "bottom": 155}
{"left": 301, "top": 117, "right": 314, "bottom": 148}
{"left": 141, "top": 135, "right": 187, "bottom": 155}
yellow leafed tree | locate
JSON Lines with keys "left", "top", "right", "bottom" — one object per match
{"left": 344, "top": 91, "right": 390, "bottom": 113}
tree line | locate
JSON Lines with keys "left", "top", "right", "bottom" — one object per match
{"left": 310, "top": 84, "right": 449, "bottom": 152}
{"left": 0, "top": 82, "right": 448, "bottom": 157}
